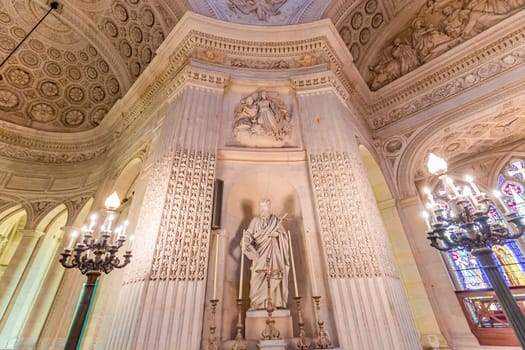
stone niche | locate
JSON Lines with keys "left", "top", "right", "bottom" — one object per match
{"left": 210, "top": 165, "right": 332, "bottom": 348}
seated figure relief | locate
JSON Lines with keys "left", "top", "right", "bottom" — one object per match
{"left": 366, "top": 0, "right": 524, "bottom": 90}
{"left": 228, "top": 0, "right": 288, "bottom": 21}
{"left": 232, "top": 90, "right": 291, "bottom": 147}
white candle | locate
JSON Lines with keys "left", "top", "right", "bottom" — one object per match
{"left": 67, "top": 230, "right": 78, "bottom": 250}
{"left": 464, "top": 186, "right": 479, "bottom": 207}
{"left": 106, "top": 213, "right": 114, "bottom": 232}
{"left": 122, "top": 220, "right": 129, "bottom": 236}
{"left": 306, "top": 231, "right": 318, "bottom": 296}
{"left": 128, "top": 235, "right": 135, "bottom": 251}
{"left": 466, "top": 175, "right": 481, "bottom": 195}
{"left": 493, "top": 190, "right": 511, "bottom": 215}
{"left": 88, "top": 214, "right": 96, "bottom": 231}
{"left": 426, "top": 202, "right": 437, "bottom": 222}
{"left": 238, "top": 232, "right": 245, "bottom": 299}
{"left": 287, "top": 230, "right": 299, "bottom": 298}
{"left": 423, "top": 187, "right": 435, "bottom": 206}
{"left": 445, "top": 176, "right": 460, "bottom": 197}
{"left": 213, "top": 231, "right": 220, "bottom": 300}
{"left": 421, "top": 211, "right": 432, "bottom": 231}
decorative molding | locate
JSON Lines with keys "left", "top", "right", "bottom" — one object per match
{"left": 0, "top": 122, "right": 109, "bottom": 163}
{"left": 365, "top": 0, "right": 524, "bottom": 89}
{"left": 63, "top": 195, "right": 93, "bottom": 225}
{"left": 23, "top": 200, "right": 61, "bottom": 229}
{"left": 369, "top": 26, "right": 525, "bottom": 129}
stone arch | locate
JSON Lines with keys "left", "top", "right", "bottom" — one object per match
{"left": 22, "top": 200, "right": 62, "bottom": 230}
{"left": 110, "top": 157, "right": 144, "bottom": 201}
{"left": 358, "top": 143, "right": 396, "bottom": 201}
{"left": 488, "top": 151, "right": 525, "bottom": 190}
{"left": 0, "top": 205, "right": 27, "bottom": 277}
{"left": 0, "top": 202, "right": 68, "bottom": 348}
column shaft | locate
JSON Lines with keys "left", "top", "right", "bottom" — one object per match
{"left": 298, "top": 90, "right": 421, "bottom": 349}
{"left": 0, "top": 230, "right": 43, "bottom": 324}
{"left": 107, "top": 84, "right": 223, "bottom": 350}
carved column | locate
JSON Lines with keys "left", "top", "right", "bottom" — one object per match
{"left": 15, "top": 227, "right": 69, "bottom": 349}
{"left": 0, "top": 229, "right": 44, "bottom": 322}
{"left": 296, "top": 86, "right": 421, "bottom": 349}
{"left": 397, "top": 196, "right": 479, "bottom": 348}
{"left": 106, "top": 71, "right": 227, "bottom": 350}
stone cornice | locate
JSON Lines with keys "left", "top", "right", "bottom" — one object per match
{"left": 363, "top": 14, "right": 525, "bottom": 130}
{"left": 0, "top": 121, "right": 109, "bottom": 164}
{"left": 104, "top": 12, "right": 358, "bottom": 137}
{"left": 2, "top": 11, "right": 525, "bottom": 165}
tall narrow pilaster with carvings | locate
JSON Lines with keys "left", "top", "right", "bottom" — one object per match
{"left": 296, "top": 86, "right": 421, "bottom": 350}
{"left": 106, "top": 71, "right": 227, "bottom": 350}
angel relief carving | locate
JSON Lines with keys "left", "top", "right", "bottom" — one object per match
{"left": 367, "top": 0, "right": 524, "bottom": 90}
{"left": 228, "top": 0, "right": 288, "bottom": 21}
{"left": 232, "top": 90, "right": 291, "bottom": 147}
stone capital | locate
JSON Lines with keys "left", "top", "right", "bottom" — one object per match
{"left": 18, "top": 229, "right": 45, "bottom": 239}
{"left": 398, "top": 196, "right": 421, "bottom": 209}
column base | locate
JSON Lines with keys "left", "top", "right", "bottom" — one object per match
{"left": 245, "top": 309, "right": 293, "bottom": 340}
{"left": 256, "top": 339, "right": 287, "bottom": 350}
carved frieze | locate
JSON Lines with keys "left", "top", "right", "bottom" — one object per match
{"left": 372, "top": 46, "right": 525, "bottom": 128}
{"left": 232, "top": 90, "right": 291, "bottom": 147}
{"left": 366, "top": 0, "right": 524, "bottom": 90}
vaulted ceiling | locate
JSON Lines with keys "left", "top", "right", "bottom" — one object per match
{"left": 0, "top": 0, "right": 524, "bottom": 140}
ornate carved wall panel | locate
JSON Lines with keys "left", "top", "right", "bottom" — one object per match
{"left": 149, "top": 149, "right": 215, "bottom": 281}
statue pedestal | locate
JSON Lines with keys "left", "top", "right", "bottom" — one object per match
{"left": 245, "top": 309, "right": 293, "bottom": 340}
{"left": 256, "top": 339, "right": 287, "bottom": 350}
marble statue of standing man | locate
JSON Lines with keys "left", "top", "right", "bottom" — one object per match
{"left": 242, "top": 198, "right": 290, "bottom": 309}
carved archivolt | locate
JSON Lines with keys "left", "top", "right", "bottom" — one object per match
{"left": 232, "top": 90, "right": 291, "bottom": 147}
{"left": 367, "top": 0, "right": 524, "bottom": 90}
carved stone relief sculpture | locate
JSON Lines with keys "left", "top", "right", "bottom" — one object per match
{"left": 232, "top": 90, "right": 291, "bottom": 147}
{"left": 228, "top": 0, "right": 288, "bottom": 21}
{"left": 367, "top": 0, "right": 524, "bottom": 90}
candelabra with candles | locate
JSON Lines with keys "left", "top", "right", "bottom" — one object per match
{"left": 59, "top": 192, "right": 134, "bottom": 350}
{"left": 422, "top": 153, "right": 525, "bottom": 347}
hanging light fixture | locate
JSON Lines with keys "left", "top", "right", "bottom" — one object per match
{"left": 0, "top": 1, "right": 60, "bottom": 79}
{"left": 422, "top": 153, "right": 525, "bottom": 347}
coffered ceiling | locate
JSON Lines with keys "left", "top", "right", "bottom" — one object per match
{"left": 0, "top": 0, "right": 524, "bottom": 139}
{"left": 0, "top": 0, "right": 182, "bottom": 132}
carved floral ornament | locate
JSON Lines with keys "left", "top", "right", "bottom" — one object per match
{"left": 232, "top": 90, "right": 291, "bottom": 147}
{"left": 367, "top": 0, "right": 524, "bottom": 90}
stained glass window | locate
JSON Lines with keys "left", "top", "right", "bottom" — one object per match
{"left": 437, "top": 161, "right": 525, "bottom": 290}
{"left": 497, "top": 159, "right": 525, "bottom": 215}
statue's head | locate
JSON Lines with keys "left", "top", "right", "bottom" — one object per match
{"left": 259, "top": 198, "right": 271, "bottom": 218}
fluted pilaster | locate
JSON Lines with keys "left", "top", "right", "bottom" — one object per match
{"left": 298, "top": 88, "right": 421, "bottom": 350}
{"left": 106, "top": 74, "right": 226, "bottom": 350}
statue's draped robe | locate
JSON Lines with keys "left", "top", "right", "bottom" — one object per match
{"left": 244, "top": 214, "right": 290, "bottom": 309}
